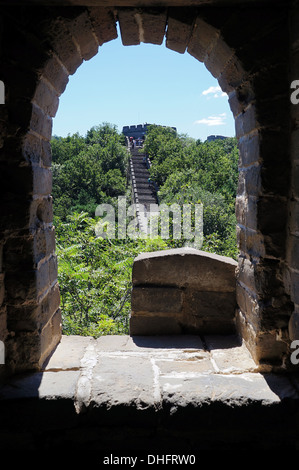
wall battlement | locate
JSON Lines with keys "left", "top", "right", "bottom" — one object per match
{"left": 122, "top": 123, "right": 176, "bottom": 140}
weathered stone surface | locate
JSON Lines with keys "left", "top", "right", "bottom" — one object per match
{"left": 132, "top": 248, "right": 237, "bottom": 292}
{"left": 187, "top": 17, "right": 219, "bottom": 62}
{"left": 131, "top": 286, "right": 183, "bottom": 314}
{"left": 118, "top": 9, "right": 140, "bottom": 46}
{"left": 0, "top": 334, "right": 298, "bottom": 450}
{"left": 183, "top": 290, "right": 236, "bottom": 333}
{"left": 131, "top": 248, "right": 237, "bottom": 335}
{"left": 0, "top": 1, "right": 298, "bottom": 374}
{"left": 130, "top": 315, "right": 183, "bottom": 335}
{"left": 88, "top": 7, "right": 117, "bottom": 46}
{"left": 166, "top": 8, "right": 196, "bottom": 54}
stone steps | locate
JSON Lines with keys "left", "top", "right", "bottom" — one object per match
{"left": 129, "top": 147, "right": 158, "bottom": 223}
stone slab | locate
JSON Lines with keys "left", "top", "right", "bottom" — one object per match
{"left": 0, "top": 334, "right": 298, "bottom": 450}
{"left": 0, "top": 370, "right": 80, "bottom": 400}
{"left": 132, "top": 247, "right": 237, "bottom": 292}
{"left": 44, "top": 334, "right": 94, "bottom": 370}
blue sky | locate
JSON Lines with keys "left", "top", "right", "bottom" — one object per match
{"left": 52, "top": 29, "right": 235, "bottom": 142}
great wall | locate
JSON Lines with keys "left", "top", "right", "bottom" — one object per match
{"left": 0, "top": 3, "right": 299, "bottom": 451}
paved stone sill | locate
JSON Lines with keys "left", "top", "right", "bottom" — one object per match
{"left": 0, "top": 334, "right": 299, "bottom": 450}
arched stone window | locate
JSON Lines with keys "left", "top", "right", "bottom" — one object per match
{"left": 0, "top": 3, "right": 296, "bottom": 376}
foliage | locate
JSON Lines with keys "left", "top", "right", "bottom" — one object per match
{"left": 144, "top": 125, "right": 239, "bottom": 259}
{"left": 51, "top": 122, "right": 129, "bottom": 220}
{"left": 52, "top": 122, "right": 239, "bottom": 337}
{"left": 55, "top": 212, "right": 168, "bottom": 337}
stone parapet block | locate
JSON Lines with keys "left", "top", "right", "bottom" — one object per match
{"left": 130, "top": 248, "right": 237, "bottom": 335}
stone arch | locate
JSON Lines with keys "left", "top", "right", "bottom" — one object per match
{"left": 0, "top": 4, "right": 294, "bottom": 375}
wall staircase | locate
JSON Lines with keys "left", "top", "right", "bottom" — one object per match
{"left": 129, "top": 145, "right": 159, "bottom": 233}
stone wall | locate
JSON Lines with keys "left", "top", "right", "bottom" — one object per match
{"left": 130, "top": 248, "right": 238, "bottom": 335}
{"left": 0, "top": 2, "right": 297, "bottom": 375}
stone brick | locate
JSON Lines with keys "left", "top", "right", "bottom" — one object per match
{"left": 130, "top": 315, "right": 182, "bottom": 335}
{"left": 131, "top": 249, "right": 237, "bottom": 336}
{"left": 33, "top": 79, "right": 59, "bottom": 118}
{"left": 33, "top": 167, "right": 52, "bottom": 196}
{"left": 235, "top": 195, "right": 258, "bottom": 231}
{"left": 118, "top": 9, "right": 140, "bottom": 46}
{"left": 64, "top": 10, "right": 99, "bottom": 61}
{"left": 36, "top": 196, "right": 53, "bottom": 224}
{"left": 166, "top": 8, "right": 196, "bottom": 54}
{"left": 22, "top": 133, "right": 52, "bottom": 168}
{"left": 236, "top": 283, "right": 260, "bottom": 332}
{"left": 254, "top": 331, "right": 289, "bottom": 365}
{"left": 36, "top": 258, "right": 51, "bottom": 297}
{"left": 5, "top": 330, "right": 42, "bottom": 372}
{"left": 30, "top": 104, "right": 53, "bottom": 140}
{"left": 204, "top": 36, "right": 234, "bottom": 79}
{"left": 131, "top": 286, "right": 183, "bottom": 315}
{"left": 6, "top": 283, "right": 60, "bottom": 332}
{"left": 88, "top": 7, "right": 117, "bottom": 46}
{"left": 0, "top": 196, "right": 52, "bottom": 234}
{"left": 183, "top": 290, "right": 236, "bottom": 334}
{"left": 39, "top": 307, "right": 62, "bottom": 368}
{"left": 187, "top": 17, "right": 219, "bottom": 63}
{"left": 46, "top": 18, "right": 83, "bottom": 75}
{"left": 138, "top": 9, "right": 167, "bottom": 45}
{"left": 236, "top": 257, "right": 256, "bottom": 293}
{"left": 34, "top": 226, "right": 56, "bottom": 265}
{"left": 236, "top": 225, "right": 265, "bottom": 259}
{"left": 36, "top": 255, "right": 58, "bottom": 298}
{"left": 42, "top": 54, "right": 69, "bottom": 95}
{"left": 218, "top": 56, "right": 247, "bottom": 94}
{"left": 238, "top": 164, "right": 261, "bottom": 197}
{"left": 237, "top": 131, "right": 260, "bottom": 168}
{"left": 235, "top": 104, "right": 257, "bottom": 138}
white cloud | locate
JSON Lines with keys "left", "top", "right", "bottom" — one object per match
{"left": 194, "top": 113, "right": 227, "bottom": 127}
{"left": 202, "top": 86, "right": 226, "bottom": 98}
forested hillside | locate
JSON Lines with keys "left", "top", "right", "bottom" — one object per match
{"left": 51, "top": 123, "right": 239, "bottom": 337}
{"left": 144, "top": 125, "right": 239, "bottom": 259}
